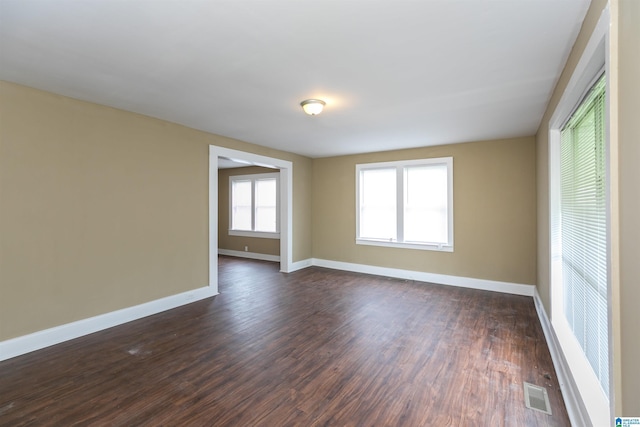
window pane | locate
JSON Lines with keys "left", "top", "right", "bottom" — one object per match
{"left": 255, "top": 178, "right": 277, "bottom": 232}
{"left": 231, "top": 180, "right": 252, "bottom": 230}
{"left": 560, "top": 74, "right": 608, "bottom": 396}
{"left": 360, "top": 168, "right": 396, "bottom": 240}
{"left": 404, "top": 164, "right": 448, "bottom": 243}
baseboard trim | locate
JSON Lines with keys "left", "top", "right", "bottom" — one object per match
{"left": 218, "top": 249, "right": 280, "bottom": 262}
{"left": 533, "top": 289, "right": 589, "bottom": 427}
{"left": 0, "top": 286, "right": 218, "bottom": 362}
{"left": 310, "top": 258, "right": 535, "bottom": 296}
{"left": 0, "top": 259, "right": 535, "bottom": 362}
{"left": 288, "top": 258, "right": 313, "bottom": 272}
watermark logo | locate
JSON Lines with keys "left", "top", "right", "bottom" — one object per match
{"left": 616, "top": 417, "right": 640, "bottom": 426}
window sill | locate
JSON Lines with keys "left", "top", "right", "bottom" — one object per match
{"left": 356, "top": 238, "right": 453, "bottom": 252}
{"left": 229, "top": 230, "right": 280, "bottom": 239}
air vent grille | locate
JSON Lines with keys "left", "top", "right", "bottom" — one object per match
{"left": 523, "top": 382, "right": 552, "bottom": 415}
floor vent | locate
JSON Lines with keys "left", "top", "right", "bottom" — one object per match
{"left": 523, "top": 382, "right": 552, "bottom": 415}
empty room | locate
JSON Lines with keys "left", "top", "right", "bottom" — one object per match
{"left": 0, "top": 0, "right": 638, "bottom": 426}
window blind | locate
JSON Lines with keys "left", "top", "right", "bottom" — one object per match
{"left": 559, "top": 73, "right": 608, "bottom": 396}
{"left": 254, "top": 178, "right": 277, "bottom": 232}
{"left": 359, "top": 168, "right": 397, "bottom": 241}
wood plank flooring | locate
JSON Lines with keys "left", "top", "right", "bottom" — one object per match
{"left": 0, "top": 256, "right": 569, "bottom": 426}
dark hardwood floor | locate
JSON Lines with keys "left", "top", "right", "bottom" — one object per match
{"left": 0, "top": 256, "right": 569, "bottom": 426}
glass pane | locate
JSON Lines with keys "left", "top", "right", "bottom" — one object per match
{"left": 255, "top": 178, "right": 277, "bottom": 232}
{"left": 404, "top": 164, "right": 448, "bottom": 243}
{"left": 359, "top": 168, "right": 396, "bottom": 240}
{"left": 231, "top": 180, "right": 252, "bottom": 230}
{"left": 559, "top": 74, "right": 608, "bottom": 396}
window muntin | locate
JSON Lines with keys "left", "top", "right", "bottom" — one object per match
{"left": 229, "top": 172, "right": 279, "bottom": 238}
{"left": 356, "top": 157, "right": 453, "bottom": 251}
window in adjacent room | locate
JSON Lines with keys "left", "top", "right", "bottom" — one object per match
{"left": 229, "top": 172, "right": 279, "bottom": 238}
{"left": 356, "top": 157, "right": 453, "bottom": 251}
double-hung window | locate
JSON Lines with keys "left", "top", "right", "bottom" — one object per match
{"left": 229, "top": 172, "right": 279, "bottom": 239}
{"left": 356, "top": 157, "right": 453, "bottom": 251}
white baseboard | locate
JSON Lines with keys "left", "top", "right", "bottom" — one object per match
{"left": 311, "top": 258, "right": 535, "bottom": 296}
{"left": 0, "top": 258, "right": 535, "bottom": 364}
{"left": 533, "top": 289, "right": 589, "bottom": 427}
{"left": 0, "top": 286, "right": 218, "bottom": 362}
{"left": 289, "top": 258, "right": 313, "bottom": 272}
{"left": 218, "top": 249, "right": 280, "bottom": 262}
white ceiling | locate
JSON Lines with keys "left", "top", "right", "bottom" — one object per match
{"left": 0, "top": 0, "right": 590, "bottom": 158}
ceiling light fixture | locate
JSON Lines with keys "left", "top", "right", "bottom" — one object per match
{"left": 300, "top": 99, "right": 326, "bottom": 116}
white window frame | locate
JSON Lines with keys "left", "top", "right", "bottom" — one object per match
{"left": 229, "top": 172, "right": 280, "bottom": 239}
{"left": 547, "top": 6, "right": 611, "bottom": 426}
{"left": 356, "top": 157, "right": 453, "bottom": 252}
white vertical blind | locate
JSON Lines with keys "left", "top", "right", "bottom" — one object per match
{"left": 560, "top": 74, "right": 608, "bottom": 397}
{"left": 404, "top": 164, "right": 449, "bottom": 244}
{"left": 231, "top": 180, "right": 252, "bottom": 231}
{"left": 359, "top": 168, "right": 397, "bottom": 240}
{"left": 255, "top": 178, "right": 277, "bottom": 232}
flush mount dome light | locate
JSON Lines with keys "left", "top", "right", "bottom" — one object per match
{"left": 300, "top": 99, "right": 325, "bottom": 115}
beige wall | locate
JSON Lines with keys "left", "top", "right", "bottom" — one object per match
{"left": 617, "top": 0, "right": 640, "bottom": 415}
{"left": 218, "top": 166, "right": 280, "bottom": 256}
{"left": 312, "top": 137, "right": 537, "bottom": 285}
{"left": 535, "top": 0, "right": 639, "bottom": 415}
{"left": 0, "top": 81, "right": 312, "bottom": 340}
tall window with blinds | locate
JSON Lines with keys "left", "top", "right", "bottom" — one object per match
{"left": 559, "top": 74, "right": 608, "bottom": 397}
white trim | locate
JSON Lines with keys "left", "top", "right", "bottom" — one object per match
{"left": 210, "top": 146, "right": 293, "bottom": 279}
{"left": 547, "top": 6, "right": 612, "bottom": 425}
{"left": 549, "top": 15, "right": 608, "bottom": 128}
{"left": 311, "top": 258, "right": 534, "bottom": 296}
{"left": 289, "top": 258, "right": 313, "bottom": 272}
{"left": 533, "top": 289, "right": 589, "bottom": 427}
{"left": 218, "top": 249, "right": 280, "bottom": 262}
{"left": 356, "top": 238, "right": 453, "bottom": 252}
{"left": 209, "top": 146, "right": 220, "bottom": 294}
{"left": 228, "top": 230, "right": 280, "bottom": 239}
{"left": 0, "top": 286, "right": 217, "bottom": 362}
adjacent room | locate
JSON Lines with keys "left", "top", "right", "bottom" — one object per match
{"left": 1, "top": 0, "right": 638, "bottom": 425}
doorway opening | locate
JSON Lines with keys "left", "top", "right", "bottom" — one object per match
{"left": 209, "top": 146, "right": 293, "bottom": 294}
